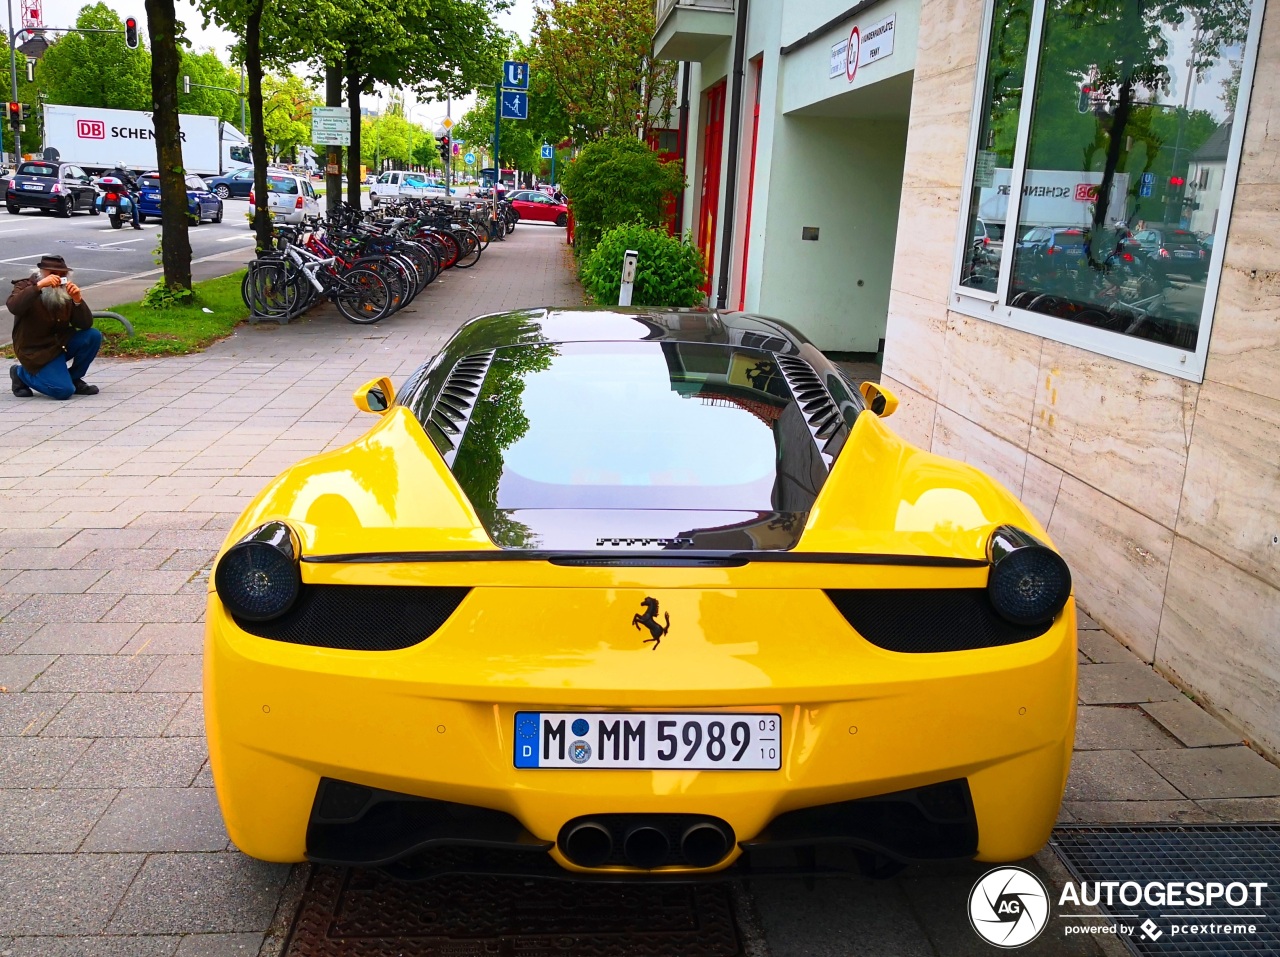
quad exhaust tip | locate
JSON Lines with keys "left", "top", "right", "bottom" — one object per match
{"left": 623, "top": 825, "right": 670, "bottom": 869}
{"left": 559, "top": 816, "right": 734, "bottom": 869}
{"left": 561, "top": 821, "right": 613, "bottom": 868}
{"left": 681, "top": 822, "right": 731, "bottom": 868}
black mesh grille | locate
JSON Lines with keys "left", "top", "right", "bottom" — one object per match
{"left": 425, "top": 352, "right": 493, "bottom": 458}
{"left": 826, "top": 588, "right": 1051, "bottom": 653}
{"left": 233, "top": 585, "right": 469, "bottom": 650}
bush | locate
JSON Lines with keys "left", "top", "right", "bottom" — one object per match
{"left": 580, "top": 223, "right": 706, "bottom": 308}
{"left": 561, "top": 136, "right": 684, "bottom": 259}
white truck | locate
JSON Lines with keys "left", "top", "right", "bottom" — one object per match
{"left": 976, "top": 168, "right": 1132, "bottom": 238}
{"left": 369, "top": 169, "right": 455, "bottom": 205}
{"left": 40, "top": 104, "right": 251, "bottom": 178}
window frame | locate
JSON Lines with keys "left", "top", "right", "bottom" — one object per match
{"left": 950, "top": 0, "right": 1266, "bottom": 382}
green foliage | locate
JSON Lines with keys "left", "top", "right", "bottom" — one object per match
{"left": 100, "top": 269, "right": 248, "bottom": 356}
{"left": 263, "top": 70, "right": 321, "bottom": 161}
{"left": 178, "top": 48, "right": 244, "bottom": 124}
{"left": 580, "top": 223, "right": 705, "bottom": 308}
{"left": 141, "top": 280, "right": 196, "bottom": 308}
{"left": 34, "top": 3, "right": 151, "bottom": 111}
{"left": 560, "top": 136, "right": 684, "bottom": 258}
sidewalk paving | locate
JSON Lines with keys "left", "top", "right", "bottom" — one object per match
{"left": 0, "top": 222, "right": 1276, "bottom": 956}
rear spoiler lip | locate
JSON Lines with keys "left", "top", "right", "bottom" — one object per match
{"left": 301, "top": 550, "right": 988, "bottom": 568}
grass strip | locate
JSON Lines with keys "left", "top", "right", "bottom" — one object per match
{"left": 97, "top": 269, "right": 248, "bottom": 357}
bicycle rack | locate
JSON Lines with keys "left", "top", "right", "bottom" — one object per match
{"left": 91, "top": 311, "right": 135, "bottom": 337}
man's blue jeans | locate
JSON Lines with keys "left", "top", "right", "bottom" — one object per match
{"left": 16, "top": 328, "right": 103, "bottom": 400}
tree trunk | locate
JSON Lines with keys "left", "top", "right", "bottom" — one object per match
{"left": 144, "top": 0, "right": 192, "bottom": 292}
{"left": 246, "top": 0, "right": 273, "bottom": 254}
{"left": 346, "top": 54, "right": 362, "bottom": 211}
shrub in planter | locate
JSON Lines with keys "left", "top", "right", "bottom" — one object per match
{"left": 580, "top": 223, "right": 706, "bottom": 308}
{"left": 561, "top": 137, "right": 684, "bottom": 259}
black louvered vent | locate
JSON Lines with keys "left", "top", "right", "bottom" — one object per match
{"left": 233, "top": 585, "right": 470, "bottom": 651}
{"left": 424, "top": 352, "right": 493, "bottom": 458}
{"left": 774, "top": 355, "right": 843, "bottom": 459}
{"left": 826, "top": 589, "right": 1053, "bottom": 653}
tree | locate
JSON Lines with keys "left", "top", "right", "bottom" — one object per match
{"left": 144, "top": 0, "right": 194, "bottom": 294}
{"left": 178, "top": 48, "right": 243, "bottom": 124}
{"left": 454, "top": 86, "right": 540, "bottom": 173}
{"left": 532, "top": 0, "right": 676, "bottom": 142}
{"left": 34, "top": 3, "right": 151, "bottom": 111}
{"left": 263, "top": 71, "right": 319, "bottom": 161}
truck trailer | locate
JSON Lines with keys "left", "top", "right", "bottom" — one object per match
{"left": 40, "top": 104, "right": 251, "bottom": 178}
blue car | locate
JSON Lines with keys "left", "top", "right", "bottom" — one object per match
{"left": 136, "top": 171, "right": 224, "bottom": 225}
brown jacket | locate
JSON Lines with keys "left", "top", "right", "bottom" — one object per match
{"left": 7, "top": 277, "right": 94, "bottom": 373}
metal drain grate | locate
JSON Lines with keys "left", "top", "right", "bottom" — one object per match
{"left": 1051, "top": 825, "right": 1280, "bottom": 956}
{"left": 282, "top": 864, "right": 744, "bottom": 956}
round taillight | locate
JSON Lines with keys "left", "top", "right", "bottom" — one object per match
{"left": 987, "top": 526, "right": 1072, "bottom": 626}
{"left": 214, "top": 521, "right": 300, "bottom": 622}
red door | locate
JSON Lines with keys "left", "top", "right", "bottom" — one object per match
{"left": 738, "top": 58, "right": 763, "bottom": 311}
{"left": 697, "top": 82, "right": 727, "bottom": 296}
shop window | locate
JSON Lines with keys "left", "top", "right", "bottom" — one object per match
{"left": 955, "top": 0, "right": 1261, "bottom": 379}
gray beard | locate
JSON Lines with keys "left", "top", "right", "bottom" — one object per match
{"left": 40, "top": 283, "right": 72, "bottom": 312}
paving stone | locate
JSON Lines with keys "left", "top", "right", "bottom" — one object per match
{"left": 1077, "top": 661, "right": 1182, "bottom": 704}
{"left": 1141, "top": 696, "right": 1244, "bottom": 748}
{"left": 120, "top": 623, "right": 205, "bottom": 656}
{"left": 3, "top": 936, "right": 180, "bottom": 957}
{"left": 0, "top": 655, "right": 56, "bottom": 693}
{"left": 88, "top": 570, "right": 195, "bottom": 595}
{"left": 0, "top": 788, "right": 117, "bottom": 852}
{"left": 60, "top": 737, "right": 207, "bottom": 788}
{"left": 0, "top": 853, "right": 143, "bottom": 935}
{"left": 1195, "top": 798, "right": 1280, "bottom": 821}
{"left": 73, "top": 548, "right": 177, "bottom": 570}
{"left": 1077, "top": 629, "right": 1142, "bottom": 664}
{"left": 173, "top": 934, "right": 263, "bottom": 957}
{"left": 1074, "top": 705, "right": 1178, "bottom": 751}
{"left": 83, "top": 788, "right": 228, "bottom": 852}
{"left": 159, "top": 551, "right": 217, "bottom": 573}
{"left": 145, "top": 530, "right": 228, "bottom": 552}
{"left": 141, "top": 656, "right": 203, "bottom": 693}
{"left": 3, "top": 569, "right": 105, "bottom": 594}
{"left": 1139, "top": 746, "right": 1280, "bottom": 799}
{"left": 27, "top": 656, "right": 163, "bottom": 693}
{"left": 0, "top": 547, "right": 94, "bottom": 570}
{"left": 0, "top": 738, "right": 92, "bottom": 787}
{"left": 0, "top": 623, "right": 41, "bottom": 655}
{"left": 163, "top": 694, "right": 204, "bottom": 738}
{"left": 102, "top": 594, "right": 206, "bottom": 624}
{"left": 193, "top": 760, "right": 214, "bottom": 788}
{"left": 65, "top": 528, "right": 156, "bottom": 550}
{"left": 0, "top": 528, "right": 78, "bottom": 549}
{"left": 3, "top": 594, "right": 122, "bottom": 624}
{"left": 1065, "top": 750, "right": 1184, "bottom": 802}
{"left": 0, "top": 693, "right": 72, "bottom": 736}
{"left": 17, "top": 622, "right": 140, "bottom": 655}
{"left": 108, "top": 853, "right": 290, "bottom": 935}
{"left": 1077, "top": 609, "right": 1103, "bottom": 630}
{"left": 1062, "top": 800, "right": 1219, "bottom": 824}
{"left": 41, "top": 693, "right": 188, "bottom": 738}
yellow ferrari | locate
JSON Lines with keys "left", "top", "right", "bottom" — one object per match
{"left": 205, "top": 308, "right": 1076, "bottom": 879}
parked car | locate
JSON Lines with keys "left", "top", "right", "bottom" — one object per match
{"left": 208, "top": 168, "right": 256, "bottom": 200}
{"left": 247, "top": 170, "right": 321, "bottom": 227}
{"left": 5, "top": 161, "right": 100, "bottom": 217}
{"left": 136, "top": 171, "right": 224, "bottom": 225}
{"left": 204, "top": 308, "right": 1076, "bottom": 877}
{"left": 509, "top": 190, "right": 569, "bottom": 226}
{"left": 1130, "top": 224, "right": 1209, "bottom": 280}
{"left": 369, "top": 170, "right": 453, "bottom": 206}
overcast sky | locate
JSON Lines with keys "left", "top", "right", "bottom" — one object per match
{"left": 27, "top": 0, "right": 538, "bottom": 126}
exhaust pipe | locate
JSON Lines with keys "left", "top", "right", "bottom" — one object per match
{"left": 681, "top": 822, "right": 731, "bottom": 868}
{"left": 623, "top": 825, "right": 671, "bottom": 869}
{"left": 561, "top": 821, "right": 613, "bottom": 867}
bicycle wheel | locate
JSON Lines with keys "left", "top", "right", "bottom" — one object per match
{"left": 245, "top": 259, "right": 303, "bottom": 320}
{"left": 332, "top": 267, "right": 392, "bottom": 324}
{"left": 352, "top": 256, "right": 407, "bottom": 315}
{"left": 452, "top": 228, "right": 482, "bottom": 269}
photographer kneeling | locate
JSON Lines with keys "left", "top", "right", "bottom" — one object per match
{"left": 8, "top": 254, "right": 102, "bottom": 400}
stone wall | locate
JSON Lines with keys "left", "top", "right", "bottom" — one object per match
{"left": 882, "top": 0, "right": 1280, "bottom": 754}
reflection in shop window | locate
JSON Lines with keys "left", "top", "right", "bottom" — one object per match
{"left": 961, "top": 0, "right": 1254, "bottom": 356}
{"left": 959, "top": 0, "right": 1032, "bottom": 293}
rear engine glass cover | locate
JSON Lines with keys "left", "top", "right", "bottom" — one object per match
{"left": 438, "top": 341, "right": 830, "bottom": 550}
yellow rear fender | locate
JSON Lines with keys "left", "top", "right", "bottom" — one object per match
{"left": 801, "top": 411, "right": 1053, "bottom": 558}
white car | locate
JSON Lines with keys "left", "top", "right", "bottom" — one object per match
{"left": 247, "top": 170, "right": 321, "bottom": 227}
{"left": 369, "top": 170, "right": 453, "bottom": 205}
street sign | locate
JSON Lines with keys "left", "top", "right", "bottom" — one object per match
{"left": 464, "top": 152, "right": 475, "bottom": 165}
{"left": 541, "top": 144, "right": 553, "bottom": 160}
{"left": 442, "top": 116, "right": 453, "bottom": 130}
{"left": 1139, "top": 183, "right": 1153, "bottom": 197}
{"left": 453, "top": 143, "right": 460, "bottom": 156}
{"left": 503, "top": 60, "right": 529, "bottom": 90}
{"left": 500, "top": 90, "right": 528, "bottom": 121}
{"left": 1141, "top": 172, "right": 1154, "bottom": 186}
{"left": 311, "top": 106, "right": 350, "bottom": 146}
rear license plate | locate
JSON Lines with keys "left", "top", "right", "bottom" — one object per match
{"left": 105, "top": 206, "right": 117, "bottom": 214}
{"left": 24, "top": 184, "right": 43, "bottom": 191}
{"left": 514, "top": 712, "right": 781, "bottom": 770}
{"left": 1174, "top": 249, "right": 1196, "bottom": 258}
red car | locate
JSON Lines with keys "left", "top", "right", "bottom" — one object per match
{"left": 509, "top": 190, "right": 569, "bottom": 227}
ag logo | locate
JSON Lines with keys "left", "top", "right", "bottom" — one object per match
{"left": 968, "top": 866, "right": 1050, "bottom": 948}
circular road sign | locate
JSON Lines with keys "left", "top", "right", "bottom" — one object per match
{"left": 464, "top": 151, "right": 475, "bottom": 165}
{"left": 846, "top": 25, "right": 861, "bottom": 82}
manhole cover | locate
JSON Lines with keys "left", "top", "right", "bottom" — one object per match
{"left": 283, "top": 865, "right": 743, "bottom": 956}
{"left": 1052, "top": 824, "right": 1280, "bottom": 955}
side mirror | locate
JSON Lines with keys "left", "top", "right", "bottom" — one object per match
{"left": 859, "top": 381, "right": 899, "bottom": 418}
{"left": 353, "top": 376, "right": 396, "bottom": 414}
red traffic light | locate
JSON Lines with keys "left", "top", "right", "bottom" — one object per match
{"left": 125, "top": 17, "right": 138, "bottom": 49}
{"left": 1169, "top": 175, "right": 1185, "bottom": 187}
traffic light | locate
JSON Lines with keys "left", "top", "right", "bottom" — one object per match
{"left": 438, "top": 134, "right": 451, "bottom": 163}
{"left": 1169, "top": 175, "right": 1185, "bottom": 187}
{"left": 7, "top": 101, "right": 19, "bottom": 129}
{"left": 1077, "top": 85, "right": 1092, "bottom": 113}
{"left": 125, "top": 17, "right": 138, "bottom": 49}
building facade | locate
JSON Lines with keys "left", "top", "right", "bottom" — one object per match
{"left": 656, "top": 0, "right": 1280, "bottom": 756}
